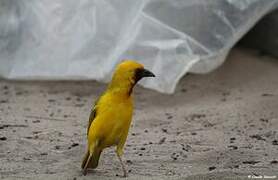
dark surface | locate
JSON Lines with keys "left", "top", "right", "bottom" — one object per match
{"left": 239, "top": 9, "right": 278, "bottom": 58}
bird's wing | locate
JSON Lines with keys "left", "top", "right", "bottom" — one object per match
{"left": 87, "top": 100, "right": 98, "bottom": 136}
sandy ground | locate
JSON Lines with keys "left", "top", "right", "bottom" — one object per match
{"left": 0, "top": 48, "right": 278, "bottom": 180}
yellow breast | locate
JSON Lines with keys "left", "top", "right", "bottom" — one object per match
{"left": 88, "top": 92, "right": 133, "bottom": 149}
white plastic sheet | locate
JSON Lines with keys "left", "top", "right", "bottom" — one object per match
{"left": 0, "top": 0, "right": 277, "bottom": 93}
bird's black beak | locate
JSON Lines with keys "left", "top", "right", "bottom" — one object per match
{"left": 140, "top": 68, "right": 155, "bottom": 78}
{"left": 134, "top": 68, "right": 155, "bottom": 83}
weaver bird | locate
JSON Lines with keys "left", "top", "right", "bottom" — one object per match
{"left": 81, "top": 60, "right": 155, "bottom": 177}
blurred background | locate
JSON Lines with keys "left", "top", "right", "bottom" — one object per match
{"left": 0, "top": 0, "right": 278, "bottom": 179}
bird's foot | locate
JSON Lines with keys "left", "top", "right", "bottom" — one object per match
{"left": 122, "top": 171, "right": 128, "bottom": 178}
{"left": 82, "top": 169, "right": 87, "bottom": 176}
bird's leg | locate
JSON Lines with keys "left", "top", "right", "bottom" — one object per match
{"left": 82, "top": 153, "right": 92, "bottom": 176}
{"left": 116, "top": 149, "right": 127, "bottom": 177}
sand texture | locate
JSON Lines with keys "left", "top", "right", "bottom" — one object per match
{"left": 0, "top": 48, "right": 278, "bottom": 179}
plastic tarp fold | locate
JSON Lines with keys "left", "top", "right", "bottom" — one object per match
{"left": 0, "top": 0, "right": 277, "bottom": 93}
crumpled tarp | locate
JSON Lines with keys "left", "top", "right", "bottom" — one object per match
{"left": 0, "top": 0, "right": 278, "bottom": 93}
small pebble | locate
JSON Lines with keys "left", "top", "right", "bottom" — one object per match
{"left": 262, "top": 93, "right": 274, "bottom": 97}
{"left": 126, "top": 160, "right": 132, "bottom": 164}
{"left": 23, "top": 157, "right": 31, "bottom": 161}
{"left": 158, "top": 137, "right": 166, "bottom": 144}
{"left": 71, "top": 143, "right": 79, "bottom": 147}
{"left": 181, "top": 88, "right": 187, "bottom": 92}
{"left": 48, "top": 99, "right": 56, "bottom": 103}
{"left": 167, "top": 116, "right": 173, "bottom": 119}
{"left": 32, "top": 120, "right": 40, "bottom": 123}
{"left": 270, "top": 160, "right": 278, "bottom": 164}
{"left": 0, "top": 137, "right": 7, "bottom": 141}
{"left": 242, "top": 161, "right": 260, "bottom": 165}
{"left": 191, "top": 132, "right": 197, "bottom": 135}
{"left": 228, "top": 145, "right": 238, "bottom": 150}
{"left": 208, "top": 166, "right": 216, "bottom": 171}
{"left": 272, "top": 140, "right": 278, "bottom": 145}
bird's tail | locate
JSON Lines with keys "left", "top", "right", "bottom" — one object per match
{"left": 81, "top": 147, "right": 102, "bottom": 175}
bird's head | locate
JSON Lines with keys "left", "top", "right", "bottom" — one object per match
{"left": 108, "top": 60, "right": 155, "bottom": 95}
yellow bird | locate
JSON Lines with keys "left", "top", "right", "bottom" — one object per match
{"left": 81, "top": 60, "right": 155, "bottom": 177}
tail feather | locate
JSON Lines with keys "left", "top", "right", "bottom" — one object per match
{"left": 81, "top": 148, "right": 102, "bottom": 175}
